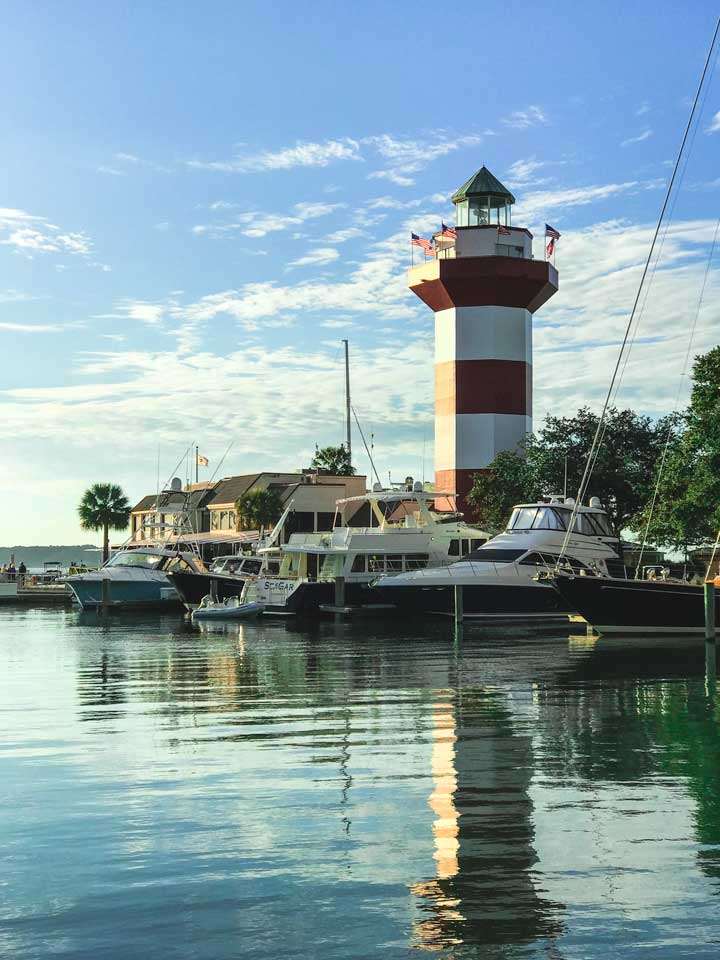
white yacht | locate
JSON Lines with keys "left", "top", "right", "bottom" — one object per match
{"left": 253, "top": 487, "right": 490, "bottom": 616}
{"left": 65, "top": 548, "right": 203, "bottom": 610}
{"left": 372, "top": 497, "right": 625, "bottom": 621}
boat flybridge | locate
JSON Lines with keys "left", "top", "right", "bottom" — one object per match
{"left": 252, "top": 486, "right": 491, "bottom": 615}
{"left": 372, "top": 496, "right": 626, "bottom": 621}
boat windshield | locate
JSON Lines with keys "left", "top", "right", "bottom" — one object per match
{"left": 464, "top": 548, "right": 527, "bottom": 563}
{"left": 508, "top": 507, "right": 566, "bottom": 531}
{"left": 105, "top": 552, "right": 165, "bottom": 570}
{"left": 507, "top": 506, "right": 614, "bottom": 536}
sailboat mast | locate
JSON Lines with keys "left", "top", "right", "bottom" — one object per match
{"left": 342, "top": 339, "right": 352, "bottom": 465}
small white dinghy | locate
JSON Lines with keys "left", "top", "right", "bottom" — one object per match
{"left": 191, "top": 595, "right": 264, "bottom": 622}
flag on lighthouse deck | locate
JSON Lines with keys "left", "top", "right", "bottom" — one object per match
{"left": 197, "top": 454, "right": 209, "bottom": 467}
{"left": 440, "top": 222, "right": 457, "bottom": 239}
{"left": 545, "top": 224, "right": 561, "bottom": 257}
{"left": 411, "top": 232, "right": 434, "bottom": 254}
{"left": 498, "top": 225, "right": 511, "bottom": 236}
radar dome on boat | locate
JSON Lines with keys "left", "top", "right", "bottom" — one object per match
{"left": 413, "top": 480, "right": 424, "bottom": 492}
{"left": 564, "top": 497, "right": 575, "bottom": 506}
{"left": 170, "top": 477, "right": 182, "bottom": 491}
{"left": 589, "top": 496, "right": 602, "bottom": 509}
{"left": 372, "top": 482, "right": 384, "bottom": 492}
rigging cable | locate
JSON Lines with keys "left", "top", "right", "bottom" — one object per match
{"left": 351, "top": 405, "right": 382, "bottom": 488}
{"left": 635, "top": 217, "right": 720, "bottom": 580}
{"left": 634, "top": 212, "right": 720, "bottom": 577}
{"left": 558, "top": 16, "right": 720, "bottom": 563}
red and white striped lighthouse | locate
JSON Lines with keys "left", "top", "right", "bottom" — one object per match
{"left": 409, "top": 166, "right": 558, "bottom": 511}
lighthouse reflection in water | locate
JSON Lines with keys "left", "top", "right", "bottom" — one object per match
{"left": 412, "top": 688, "right": 563, "bottom": 953}
{"left": 4, "top": 610, "right": 720, "bottom": 959}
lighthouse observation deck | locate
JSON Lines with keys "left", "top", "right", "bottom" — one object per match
{"left": 408, "top": 225, "right": 558, "bottom": 314}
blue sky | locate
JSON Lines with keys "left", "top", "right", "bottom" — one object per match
{"left": 2, "top": 1, "right": 720, "bottom": 542}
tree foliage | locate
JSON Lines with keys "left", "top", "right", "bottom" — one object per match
{"left": 235, "top": 488, "right": 284, "bottom": 533}
{"left": 310, "top": 444, "right": 355, "bottom": 476}
{"left": 630, "top": 347, "right": 720, "bottom": 550}
{"left": 468, "top": 407, "right": 672, "bottom": 535}
{"left": 78, "top": 483, "right": 131, "bottom": 562}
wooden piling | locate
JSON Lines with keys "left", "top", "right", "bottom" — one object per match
{"left": 705, "top": 581, "right": 715, "bottom": 641}
{"left": 454, "top": 584, "right": 463, "bottom": 629}
{"left": 101, "top": 577, "right": 110, "bottom": 613}
{"left": 335, "top": 576, "right": 346, "bottom": 610}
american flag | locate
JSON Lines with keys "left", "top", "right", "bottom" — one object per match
{"left": 498, "top": 225, "right": 511, "bottom": 236}
{"left": 545, "top": 224, "right": 561, "bottom": 240}
{"left": 546, "top": 237, "right": 556, "bottom": 257}
{"left": 440, "top": 222, "right": 457, "bottom": 239}
{"left": 411, "top": 232, "right": 434, "bottom": 254}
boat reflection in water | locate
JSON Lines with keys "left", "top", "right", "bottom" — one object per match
{"left": 411, "top": 691, "right": 564, "bottom": 954}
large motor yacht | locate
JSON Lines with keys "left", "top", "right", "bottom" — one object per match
{"left": 253, "top": 487, "right": 490, "bottom": 616}
{"left": 372, "top": 497, "right": 625, "bottom": 621}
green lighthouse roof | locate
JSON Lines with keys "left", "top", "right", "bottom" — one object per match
{"left": 451, "top": 166, "right": 516, "bottom": 205}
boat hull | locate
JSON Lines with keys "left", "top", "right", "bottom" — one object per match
{"left": 166, "top": 571, "right": 247, "bottom": 610}
{"left": 551, "top": 574, "right": 718, "bottom": 635}
{"left": 65, "top": 574, "right": 181, "bottom": 610}
{"left": 261, "top": 578, "right": 568, "bottom": 619}
{"left": 370, "top": 580, "right": 569, "bottom": 619}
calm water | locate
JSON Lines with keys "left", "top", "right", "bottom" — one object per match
{"left": 2, "top": 608, "right": 720, "bottom": 959}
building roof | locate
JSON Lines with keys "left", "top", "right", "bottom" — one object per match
{"left": 451, "top": 165, "right": 516, "bottom": 205}
{"left": 130, "top": 485, "right": 218, "bottom": 514}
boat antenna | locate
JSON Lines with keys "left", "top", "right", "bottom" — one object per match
{"left": 558, "top": 16, "right": 720, "bottom": 563}
{"left": 351, "top": 405, "right": 382, "bottom": 487}
{"left": 342, "top": 339, "right": 352, "bottom": 466}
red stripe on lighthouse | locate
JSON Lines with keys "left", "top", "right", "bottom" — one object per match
{"left": 435, "top": 359, "right": 531, "bottom": 416}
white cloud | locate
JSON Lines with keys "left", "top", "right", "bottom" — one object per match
{"left": 186, "top": 138, "right": 362, "bottom": 173}
{"left": 0, "top": 208, "right": 93, "bottom": 257}
{"left": 97, "top": 165, "right": 126, "bottom": 176}
{"left": 288, "top": 247, "right": 340, "bottom": 268}
{"left": 321, "top": 318, "right": 354, "bottom": 328}
{"left": 621, "top": 129, "right": 653, "bottom": 147}
{"left": 502, "top": 106, "right": 547, "bottom": 129}
{"left": 364, "top": 132, "right": 483, "bottom": 188}
{"left": 0, "top": 322, "right": 62, "bottom": 333}
{"left": 193, "top": 201, "right": 343, "bottom": 239}
{"left": 324, "top": 227, "right": 365, "bottom": 244}
{"left": 706, "top": 110, "right": 720, "bottom": 134}
{"left": 636, "top": 101, "right": 651, "bottom": 116}
{"left": 514, "top": 179, "right": 662, "bottom": 223}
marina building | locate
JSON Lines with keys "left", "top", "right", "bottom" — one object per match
{"left": 409, "top": 166, "right": 558, "bottom": 512}
{"left": 127, "top": 470, "right": 366, "bottom": 557}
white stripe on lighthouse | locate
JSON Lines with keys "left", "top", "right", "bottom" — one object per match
{"left": 435, "top": 413, "right": 533, "bottom": 472}
{"left": 435, "top": 306, "right": 532, "bottom": 366}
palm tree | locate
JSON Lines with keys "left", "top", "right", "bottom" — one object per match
{"left": 311, "top": 444, "right": 355, "bottom": 476}
{"left": 78, "top": 483, "right": 131, "bottom": 563}
{"left": 235, "top": 488, "right": 284, "bottom": 536}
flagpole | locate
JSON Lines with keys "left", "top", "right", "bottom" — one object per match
{"left": 195, "top": 444, "right": 199, "bottom": 484}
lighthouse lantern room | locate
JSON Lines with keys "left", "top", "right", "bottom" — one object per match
{"left": 409, "top": 166, "right": 559, "bottom": 512}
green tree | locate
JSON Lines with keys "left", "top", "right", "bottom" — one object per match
{"left": 468, "top": 407, "right": 672, "bottom": 535}
{"left": 631, "top": 347, "right": 720, "bottom": 550}
{"left": 235, "top": 487, "right": 284, "bottom": 535}
{"left": 310, "top": 444, "right": 355, "bottom": 476}
{"left": 78, "top": 483, "right": 131, "bottom": 563}
{"left": 467, "top": 448, "right": 540, "bottom": 531}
